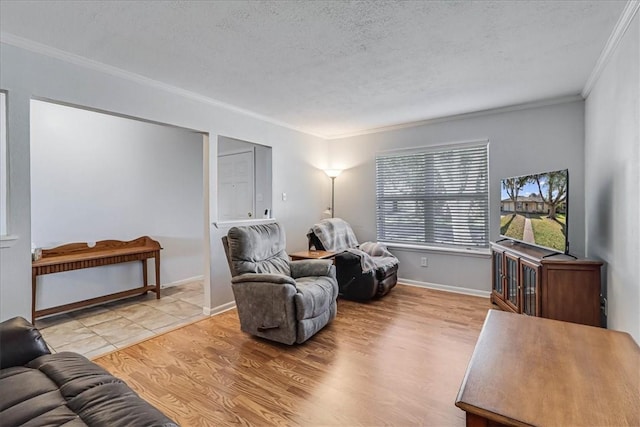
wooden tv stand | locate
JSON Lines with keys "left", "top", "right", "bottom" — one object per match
{"left": 456, "top": 310, "right": 640, "bottom": 427}
{"left": 31, "top": 236, "right": 162, "bottom": 322}
{"left": 490, "top": 240, "right": 603, "bottom": 326}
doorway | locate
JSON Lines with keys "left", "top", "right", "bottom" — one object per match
{"left": 29, "top": 99, "right": 209, "bottom": 357}
{"left": 217, "top": 136, "right": 272, "bottom": 221}
{"left": 218, "top": 150, "right": 255, "bottom": 220}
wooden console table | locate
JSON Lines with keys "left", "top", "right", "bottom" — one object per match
{"left": 32, "top": 236, "right": 162, "bottom": 322}
{"left": 455, "top": 310, "right": 640, "bottom": 426}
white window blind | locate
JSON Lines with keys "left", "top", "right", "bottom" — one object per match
{"left": 376, "top": 142, "right": 489, "bottom": 249}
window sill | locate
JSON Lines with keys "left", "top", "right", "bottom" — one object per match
{"left": 0, "top": 234, "right": 19, "bottom": 248}
{"left": 380, "top": 241, "right": 491, "bottom": 258}
{"left": 213, "top": 218, "right": 277, "bottom": 229}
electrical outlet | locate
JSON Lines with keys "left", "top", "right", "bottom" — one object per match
{"left": 282, "top": 192, "right": 287, "bottom": 201}
{"left": 420, "top": 257, "right": 428, "bottom": 267}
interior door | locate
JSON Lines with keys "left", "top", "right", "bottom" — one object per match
{"left": 218, "top": 150, "right": 254, "bottom": 220}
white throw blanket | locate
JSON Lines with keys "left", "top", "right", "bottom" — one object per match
{"left": 308, "top": 218, "right": 359, "bottom": 252}
{"left": 350, "top": 242, "right": 398, "bottom": 273}
{"left": 308, "top": 219, "right": 397, "bottom": 274}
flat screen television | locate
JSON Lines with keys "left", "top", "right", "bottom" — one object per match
{"left": 500, "top": 169, "right": 569, "bottom": 254}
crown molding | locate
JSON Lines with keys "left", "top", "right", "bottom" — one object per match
{"left": 0, "top": 32, "right": 326, "bottom": 139}
{"left": 325, "top": 94, "right": 584, "bottom": 140}
{"left": 582, "top": 0, "right": 640, "bottom": 98}
{"left": 0, "top": 25, "right": 604, "bottom": 142}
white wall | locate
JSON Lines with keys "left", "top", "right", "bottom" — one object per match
{"left": 329, "top": 100, "right": 586, "bottom": 292}
{"left": 585, "top": 12, "right": 639, "bottom": 342}
{"left": 30, "top": 100, "right": 203, "bottom": 310}
{"left": 0, "top": 92, "right": 7, "bottom": 237}
{"left": 0, "top": 43, "right": 329, "bottom": 321}
{"left": 254, "top": 144, "right": 273, "bottom": 217}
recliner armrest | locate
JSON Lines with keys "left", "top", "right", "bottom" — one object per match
{"left": 290, "top": 260, "right": 335, "bottom": 279}
{"left": 335, "top": 251, "right": 362, "bottom": 265}
{"left": 0, "top": 316, "right": 51, "bottom": 369}
{"left": 359, "top": 241, "right": 395, "bottom": 257}
{"left": 232, "top": 273, "right": 297, "bottom": 286}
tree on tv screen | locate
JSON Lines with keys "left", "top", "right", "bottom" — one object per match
{"left": 534, "top": 171, "right": 567, "bottom": 220}
{"left": 502, "top": 176, "right": 529, "bottom": 215}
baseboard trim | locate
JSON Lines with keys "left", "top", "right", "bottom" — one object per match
{"left": 161, "top": 275, "right": 204, "bottom": 289}
{"left": 399, "top": 278, "right": 491, "bottom": 298}
{"left": 203, "top": 301, "right": 236, "bottom": 316}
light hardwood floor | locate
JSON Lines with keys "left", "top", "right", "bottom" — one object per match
{"left": 95, "top": 284, "right": 492, "bottom": 426}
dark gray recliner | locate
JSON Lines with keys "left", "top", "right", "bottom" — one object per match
{"left": 307, "top": 218, "right": 399, "bottom": 300}
{"left": 222, "top": 222, "right": 338, "bottom": 345}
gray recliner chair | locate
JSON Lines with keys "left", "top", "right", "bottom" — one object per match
{"left": 307, "top": 218, "right": 399, "bottom": 300}
{"left": 222, "top": 222, "right": 338, "bottom": 345}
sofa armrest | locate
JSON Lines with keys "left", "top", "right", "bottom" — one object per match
{"left": 0, "top": 316, "right": 51, "bottom": 369}
{"left": 290, "top": 260, "right": 335, "bottom": 279}
{"left": 232, "top": 273, "right": 297, "bottom": 286}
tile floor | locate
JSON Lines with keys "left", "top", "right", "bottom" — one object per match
{"left": 35, "top": 281, "right": 206, "bottom": 359}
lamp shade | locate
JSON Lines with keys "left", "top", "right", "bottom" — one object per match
{"left": 324, "top": 169, "right": 342, "bottom": 178}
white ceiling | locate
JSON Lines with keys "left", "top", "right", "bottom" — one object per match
{"left": 0, "top": 1, "right": 626, "bottom": 139}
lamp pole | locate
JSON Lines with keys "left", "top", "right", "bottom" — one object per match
{"left": 331, "top": 176, "right": 336, "bottom": 218}
{"left": 324, "top": 169, "right": 342, "bottom": 218}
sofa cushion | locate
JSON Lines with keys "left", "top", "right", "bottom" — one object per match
{"left": 294, "top": 276, "right": 338, "bottom": 320}
{"left": 0, "top": 352, "right": 177, "bottom": 427}
{"left": 0, "top": 316, "right": 50, "bottom": 369}
{"left": 0, "top": 366, "right": 72, "bottom": 425}
{"left": 67, "top": 381, "right": 174, "bottom": 427}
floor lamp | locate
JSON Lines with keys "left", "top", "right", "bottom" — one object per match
{"left": 324, "top": 169, "right": 342, "bottom": 218}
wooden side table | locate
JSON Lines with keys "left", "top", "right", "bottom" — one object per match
{"left": 289, "top": 250, "right": 335, "bottom": 261}
{"left": 455, "top": 310, "right": 640, "bottom": 427}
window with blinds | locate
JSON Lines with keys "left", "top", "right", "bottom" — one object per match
{"left": 375, "top": 142, "right": 489, "bottom": 249}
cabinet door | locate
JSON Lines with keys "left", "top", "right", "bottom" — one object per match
{"left": 504, "top": 253, "right": 520, "bottom": 312}
{"left": 491, "top": 250, "right": 505, "bottom": 301}
{"left": 541, "top": 263, "right": 602, "bottom": 327}
{"left": 520, "top": 259, "right": 541, "bottom": 316}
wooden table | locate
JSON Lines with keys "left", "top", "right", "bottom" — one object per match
{"left": 289, "top": 250, "right": 335, "bottom": 261}
{"left": 32, "top": 236, "right": 162, "bottom": 322}
{"left": 455, "top": 310, "right": 640, "bottom": 427}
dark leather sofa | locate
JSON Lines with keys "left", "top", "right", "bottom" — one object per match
{"left": 0, "top": 316, "right": 178, "bottom": 427}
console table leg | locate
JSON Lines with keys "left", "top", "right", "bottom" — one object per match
{"left": 154, "top": 252, "right": 161, "bottom": 299}
{"left": 142, "top": 259, "right": 148, "bottom": 287}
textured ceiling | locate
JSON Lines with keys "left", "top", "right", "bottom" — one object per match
{"left": 0, "top": 1, "right": 626, "bottom": 138}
